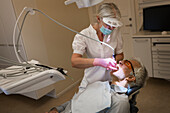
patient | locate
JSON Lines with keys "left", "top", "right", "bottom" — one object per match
{"left": 46, "top": 58, "right": 148, "bottom": 113}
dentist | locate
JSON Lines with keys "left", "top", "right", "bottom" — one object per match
{"left": 71, "top": 3, "right": 124, "bottom": 91}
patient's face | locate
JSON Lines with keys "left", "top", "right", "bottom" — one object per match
{"left": 110, "top": 60, "right": 139, "bottom": 80}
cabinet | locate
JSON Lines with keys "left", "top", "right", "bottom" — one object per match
{"left": 133, "top": 38, "right": 153, "bottom": 77}
{"left": 133, "top": 33, "right": 170, "bottom": 79}
{"left": 152, "top": 38, "right": 170, "bottom": 79}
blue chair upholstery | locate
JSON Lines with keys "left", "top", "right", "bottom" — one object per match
{"left": 126, "top": 86, "right": 142, "bottom": 113}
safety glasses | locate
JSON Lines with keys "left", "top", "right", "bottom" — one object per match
{"left": 124, "top": 60, "right": 135, "bottom": 76}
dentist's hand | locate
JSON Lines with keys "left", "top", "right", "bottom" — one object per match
{"left": 93, "top": 58, "right": 117, "bottom": 70}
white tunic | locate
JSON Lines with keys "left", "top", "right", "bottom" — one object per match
{"left": 72, "top": 25, "right": 123, "bottom": 90}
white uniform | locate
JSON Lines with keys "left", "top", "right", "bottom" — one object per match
{"left": 72, "top": 24, "right": 123, "bottom": 91}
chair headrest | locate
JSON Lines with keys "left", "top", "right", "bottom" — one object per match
{"left": 126, "top": 86, "right": 142, "bottom": 96}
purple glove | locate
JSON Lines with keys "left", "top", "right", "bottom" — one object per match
{"left": 93, "top": 58, "right": 117, "bottom": 70}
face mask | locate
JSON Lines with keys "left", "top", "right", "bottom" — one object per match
{"left": 100, "top": 25, "right": 113, "bottom": 35}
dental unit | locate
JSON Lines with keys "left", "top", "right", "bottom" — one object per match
{"left": 0, "top": 3, "right": 116, "bottom": 99}
{"left": 0, "top": 54, "right": 67, "bottom": 99}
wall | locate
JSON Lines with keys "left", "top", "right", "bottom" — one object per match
{"left": 12, "top": 0, "right": 49, "bottom": 64}
{"left": 11, "top": 0, "right": 90, "bottom": 96}
{"left": 0, "top": 0, "right": 28, "bottom": 68}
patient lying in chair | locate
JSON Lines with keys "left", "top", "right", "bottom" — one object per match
{"left": 47, "top": 58, "right": 148, "bottom": 113}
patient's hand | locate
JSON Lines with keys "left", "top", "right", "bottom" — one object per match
{"left": 45, "top": 111, "right": 58, "bottom": 113}
{"left": 45, "top": 107, "right": 59, "bottom": 113}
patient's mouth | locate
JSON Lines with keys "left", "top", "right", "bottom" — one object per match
{"left": 116, "top": 64, "right": 119, "bottom": 71}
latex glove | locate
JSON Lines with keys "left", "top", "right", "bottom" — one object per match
{"left": 93, "top": 58, "right": 117, "bottom": 70}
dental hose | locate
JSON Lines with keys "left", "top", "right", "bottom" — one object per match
{"left": 12, "top": 7, "right": 116, "bottom": 80}
{"left": 32, "top": 8, "right": 115, "bottom": 58}
{"left": 14, "top": 7, "right": 115, "bottom": 63}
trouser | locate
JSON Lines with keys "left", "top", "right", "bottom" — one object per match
{"left": 56, "top": 101, "right": 72, "bottom": 113}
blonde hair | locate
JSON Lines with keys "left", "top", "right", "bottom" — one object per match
{"left": 97, "top": 3, "right": 121, "bottom": 19}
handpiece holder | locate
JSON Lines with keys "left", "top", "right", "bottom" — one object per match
{"left": 24, "top": 7, "right": 35, "bottom": 15}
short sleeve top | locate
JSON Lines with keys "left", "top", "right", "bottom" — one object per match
{"left": 72, "top": 25, "right": 123, "bottom": 88}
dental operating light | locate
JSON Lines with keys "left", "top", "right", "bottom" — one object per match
{"left": 64, "top": 0, "right": 104, "bottom": 8}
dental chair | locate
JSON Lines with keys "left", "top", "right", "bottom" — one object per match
{"left": 48, "top": 85, "right": 142, "bottom": 113}
{"left": 126, "top": 85, "right": 142, "bottom": 113}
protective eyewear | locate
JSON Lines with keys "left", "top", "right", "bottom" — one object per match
{"left": 102, "top": 17, "right": 123, "bottom": 28}
{"left": 124, "top": 60, "right": 135, "bottom": 76}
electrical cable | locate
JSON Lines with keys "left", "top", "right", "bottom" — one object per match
{"left": 0, "top": 56, "right": 25, "bottom": 66}
{"left": 13, "top": 7, "right": 26, "bottom": 63}
{"left": 0, "top": 56, "right": 44, "bottom": 71}
{"left": 0, "top": 70, "right": 40, "bottom": 78}
{"left": 16, "top": 11, "right": 30, "bottom": 63}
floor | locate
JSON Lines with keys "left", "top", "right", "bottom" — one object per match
{"left": 0, "top": 77, "right": 169, "bottom": 113}
{"left": 0, "top": 84, "right": 79, "bottom": 113}
{"left": 137, "top": 78, "right": 170, "bottom": 113}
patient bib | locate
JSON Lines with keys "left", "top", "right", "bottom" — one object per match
{"left": 71, "top": 81, "right": 111, "bottom": 113}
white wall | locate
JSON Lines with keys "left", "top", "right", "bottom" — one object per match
{"left": 12, "top": 0, "right": 49, "bottom": 64}
{"left": 0, "top": 0, "right": 27, "bottom": 68}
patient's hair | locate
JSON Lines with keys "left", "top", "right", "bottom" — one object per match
{"left": 129, "top": 58, "right": 148, "bottom": 87}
